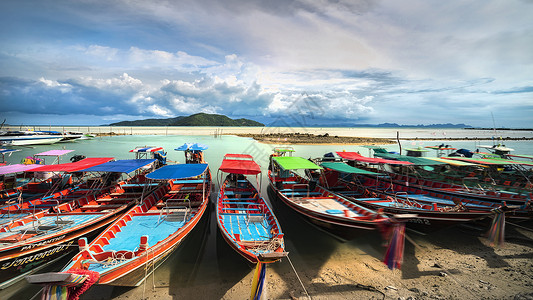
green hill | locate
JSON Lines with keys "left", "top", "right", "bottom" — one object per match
{"left": 109, "top": 113, "right": 264, "bottom": 126}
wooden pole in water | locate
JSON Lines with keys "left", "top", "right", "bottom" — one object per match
{"left": 397, "top": 131, "right": 402, "bottom": 155}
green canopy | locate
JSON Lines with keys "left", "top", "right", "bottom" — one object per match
{"left": 375, "top": 153, "right": 447, "bottom": 166}
{"left": 272, "top": 156, "right": 322, "bottom": 170}
{"left": 321, "top": 162, "right": 379, "bottom": 175}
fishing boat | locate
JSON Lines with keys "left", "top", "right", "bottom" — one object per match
{"left": 217, "top": 154, "right": 287, "bottom": 264}
{"left": 217, "top": 153, "right": 288, "bottom": 299}
{"left": 0, "top": 157, "right": 159, "bottom": 289}
{"left": 268, "top": 153, "right": 390, "bottom": 240}
{"left": 338, "top": 151, "right": 531, "bottom": 205}
{"left": 320, "top": 161, "right": 499, "bottom": 232}
{"left": 27, "top": 159, "right": 211, "bottom": 297}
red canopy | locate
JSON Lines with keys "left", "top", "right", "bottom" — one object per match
{"left": 219, "top": 159, "right": 261, "bottom": 175}
{"left": 28, "top": 157, "right": 114, "bottom": 172}
{"left": 336, "top": 152, "right": 413, "bottom": 165}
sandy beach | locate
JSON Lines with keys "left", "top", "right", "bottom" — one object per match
{"left": 87, "top": 217, "right": 533, "bottom": 300}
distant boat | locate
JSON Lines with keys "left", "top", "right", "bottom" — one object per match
{"left": 0, "top": 130, "right": 63, "bottom": 146}
{"left": 59, "top": 131, "right": 84, "bottom": 142}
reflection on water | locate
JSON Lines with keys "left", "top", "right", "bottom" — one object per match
{"left": 1, "top": 135, "right": 532, "bottom": 299}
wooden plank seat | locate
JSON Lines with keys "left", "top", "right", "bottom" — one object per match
{"left": 223, "top": 197, "right": 256, "bottom": 201}
{"left": 168, "top": 189, "right": 202, "bottom": 194}
{"left": 222, "top": 207, "right": 260, "bottom": 212}
{"left": 219, "top": 212, "right": 247, "bottom": 216}
{"left": 280, "top": 188, "right": 312, "bottom": 192}
{"left": 109, "top": 192, "right": 143, "bottom": 197}
{"left": 96, "top": 197, "right": 137, "bottom": 203}
{"left": 121, "top": 183, "right": 159, "bottom": 188}
{"left": 80, "top": 204, "right": 123, "bottom": 210}
{"left": 221, "top": 201, "right": 259, "bottom": 205}
{"left": 282, "top": 191, "right": 322, "bottom": 196}
{"left": 224, "top": 191, "right": 253, "bottom": 196}
{"left": 172, "top": 179, "right": 205, "bottom": 185}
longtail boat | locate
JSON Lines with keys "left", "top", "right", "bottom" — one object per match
{"left": 217, "top": 153, "right": 287, "bottom": 299}
{"left": 336, "top": 151, "right": 532, "bottom": 211}
{"left": 217, "top": 154, "right": 287, "bottom": 264}
{"left": 0, "top": 150, "right": 76, "bottom": 200}
{"left": 0, "top": 158, "right": 159, "bottom": 289}
{"left": 268, "top": 153, "right": 389, "bottom": 240}
{"left": 28, "top": 162, "right": 211, "bottom": 292}
{"left": 320, "top": 161, "right": 500, "bottom": 232}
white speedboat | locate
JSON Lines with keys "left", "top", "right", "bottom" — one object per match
{"left": 0, "top": 130, "right": 63, "bottom": 146}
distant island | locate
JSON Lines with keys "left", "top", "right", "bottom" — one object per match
{"left": 108, "top": 113, "right": 265, "bottom": 127}
{"left": 266, "top": 120, "right": 473, "bottom": 128}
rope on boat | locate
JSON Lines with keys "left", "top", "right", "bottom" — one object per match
{"left": 246, "top": 237, "right": 283, "bottom": 252}
{"left": 142, "top": 247, "right": 155, "bottom": 300}
{"left": 286, "top": 254, "right": 311, "bottom": 299}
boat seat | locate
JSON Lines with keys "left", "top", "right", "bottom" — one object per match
{"left": 219, "top": 212, "right": 247, "bottom": 216}
{"left": 109, "top": 192, "right": 143, "bottom": 197}
{"left": 172, "top": 179, "right": 205, "bottom": 184}
{"left": 168, "top": 189, "right": 202, "bottom": 194}
{"left": 247, "top": 214, "right": 264, "bottom": 224}
{"left": 282, "top": 192, "right": 322, "bottom": 196}
{"left": 96, "top": 197, "right": 136, "bottom": 203}
{"left": 121, "top": 183, "right": 159, "bottom": 188}
{"left": 81, "top": 204, "right": 123, "bottom": 210}
{"left": 224, "top": 191, "right": 253, "bottom": 196}
{"left": 222, "top": 207, "right": 260, "bottom": 212}
{"left": 221, "top": 201, "right": 258, "bottom": 205}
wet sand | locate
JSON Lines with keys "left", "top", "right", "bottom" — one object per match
{"left": 79, "top": 196, "right": 533, "bottom": 300}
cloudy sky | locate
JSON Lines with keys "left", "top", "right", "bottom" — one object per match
{"left": 1, "top": 0, "right": 532, "bottom": 127}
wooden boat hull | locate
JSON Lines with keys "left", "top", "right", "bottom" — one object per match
{"left": 268, "top": 183, "right": 377, "bottom": 240}
{"left": 94, "top": 201, "right": 208, "bottom": 286}
{"left": 216, "top": 175, "right": 286, "bottom": 264}
{"left": 61, "top": 166, "right": 212, "bottom": 287}
{"left": 0, "top": 210, "right": 124, "bottom": 289}
{"left": 349, "top": 198, "right": 492, "bottom": 233}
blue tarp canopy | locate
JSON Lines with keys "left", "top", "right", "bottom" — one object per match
{"left": 175, "top": 143, "right": 209, "bottom": 151}
{"left": 80, "top": 159, "right": 156, "bottom": 173}
{"left": 146, "top": 163, "right": 208, "bottom": 180}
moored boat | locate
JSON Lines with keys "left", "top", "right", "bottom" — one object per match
{"left": 0, "top": 158, "right": 159, "bottom": 289}
{"left": 44, "top": 163, "right": 210, "bottom": 288}
{"left": 268, "top": 154, "right": 390, "bottom": 240}
{"left": 0, "top": 130, "right": 63, "bottom": 146}
{"left": 320, "top": 161, "right": 500, "bottom": 233}
{"left": 217, "top": 154, "right": 287, "bottom": 264}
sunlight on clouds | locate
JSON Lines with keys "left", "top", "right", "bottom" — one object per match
{"left": 38, "top": 78, "right": 72, "bottom": 93}
{"left": 145, "top": 104, "right": 173, "bottom": 117}
{"left": 79, "top": 73, "right": 143, "bottom": 90}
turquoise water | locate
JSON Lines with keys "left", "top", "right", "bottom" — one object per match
{"left": 1, "top": 135, "right": 532, "bottom": 299}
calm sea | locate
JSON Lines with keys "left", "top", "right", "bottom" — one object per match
{"left": 1, "top": 133, "right": 532, "bottom": 299}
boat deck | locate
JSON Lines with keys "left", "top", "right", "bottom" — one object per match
{"left": 220, "top": 213, "right": 271, "bottom": 243}
{"left": 0, "top": 213, "right": 103, "bottom": 244}
{"left": 101, "top": 214, "right": 186, "bottom": 252}
{"left": 291, "top": 197, "right": 365, "bottom": 217}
